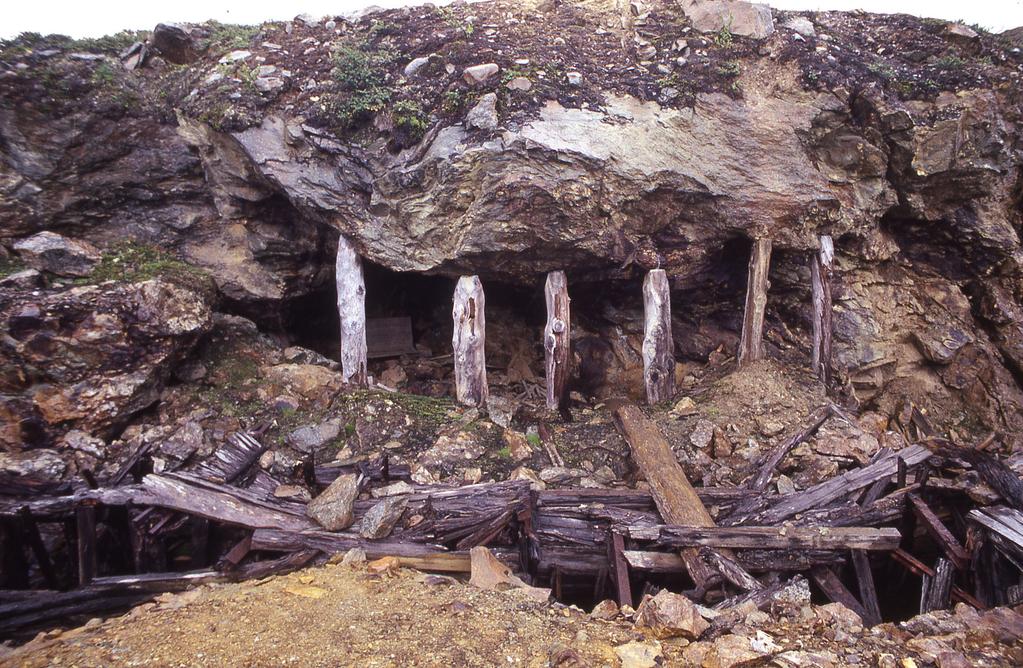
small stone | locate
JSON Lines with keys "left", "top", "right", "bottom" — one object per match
{"left": 465, "top": 92, "right": 499, "bottom": 131}
{"left": 359, "top": 496, "right": 408, "bottom": 539}
{"left": 13, "top": 232, "right": 101, "bottom": 277}
{"left": 614, "top": 641, "right": 663, "bottom": 668}
{"left": 286, "top": 419, "right": 342, "bottom": 453}
{"left": 463, "top": 63, "right": 499, "bottom": 84}
{"left": 502, "top": 430, "right": 533, "bottom": 462}
{"left": 565, "top": 71, "right": 582, "bottom": 85}
{"left": 509, "top": 466, "right": 546, "bottom": 490}
{"left": 690, "top": 419, "right": 716, "bottom": 449}
{"left": 0, "top": 268, "right": 43, "bottom": 289}
{"left": 273, "top": 484, "right": 311, "bottom": 501}
{"left": 307, "top": 473, "right": 359, "bottom": 530}
{"left": 341, "top": 547, "right": 367, "bottom": 567}
{"left": 371, "top": 480, "right": 415, "bottom": 498}
{"left": 258, "top": 450, "right": 275, "bottom": 470}
{"left": 254, "top": 77, "right": 285, "bottom": 93}
{"left": 634, "top": 590, "right": 709, "bottom": 639}
{"left": 670, "top": 396, "right": 697, "bottom": 416}
{"left": 505, "top": 76, "right": 532, "bottom": 91}
{"left": 783, "top": 17, "right": 816, "bottom": 37}
{"left": 404, "top": 56, "right": 430, "bottom": 77}
{"left": 946, "top": 23, "right": 979, "bottom": 41}
{"left": 367, "top": 555, "right": 400, "bottom": 574}
{"left": 591, "top": 599, "right": 620, "bottom": 620}
{"left": 219, "top": 50, "right": 251, "bottom": 64}
{"left": 424, "top": 574, "right": 457, "bottom": 586}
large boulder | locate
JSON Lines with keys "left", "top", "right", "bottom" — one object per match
{"left": 151, "top": 23, "right": 205, "bottom": 64}
{"left": 681, "top": 0, "right": 775, "bottom": 39}
{"left": 0, "top": 277, "right": 214, "bottom": 451}
{"left": 13, "top": 231, "right": 101, "bottom": 277}
{"left": 634, "top": 590, "right": 710, "bottom": 639}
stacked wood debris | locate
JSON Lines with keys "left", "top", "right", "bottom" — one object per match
{"left": 2, "top": 400, "right": 1022, "bottom": 639}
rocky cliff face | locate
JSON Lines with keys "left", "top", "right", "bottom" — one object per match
{"left": 1, "top": 1, "right": 1022, "bottom": 472}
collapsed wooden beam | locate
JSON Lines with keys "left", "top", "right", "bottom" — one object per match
{"left": 625, "top": 524, "right": 901, "bottom": 551}
{"left": 642, "top": 269, "right": 675, "bottom": 404}
{"left": 76, "top": 504, "right": 97, "bottom": 586}
{"left": 737, "top": 237, "right": 772, "bottom": 368}
{"left": 811, "top": 235, "right": 834, "bottom": 385}
{"left": 452, "top": 275, "right": 488, "bottom": 407}
{"left": 336, "top": 235, "right": 368, "bottom": 386}
{"left": 543, "top": 271, "right": 571, "bottom": 410}
{"left": 613, "top": 402, "right": 734, "bottom": 589}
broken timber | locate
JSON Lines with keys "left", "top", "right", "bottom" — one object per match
{"left": 612, "top": 402, "right": 739, "bottom": 589}
{"left": 336, "top": 235, "right": 368, "bottom": 386}
{"left": 624, "top": 525, "right": 901, "bottom": 551}
{"left": 642, "top": 269, "right": 675, "bottom": 404}
{"left": 810, "top": 235, "right": 834, "bottom": 385}
{"left": 452, "top": 275, "right": 488, "bottom": 407}
{"left": 543, "top": 271, "right": 571, "bottom": 410}
{"left": 737, "top": 237, "right": 772, "bottom": 368}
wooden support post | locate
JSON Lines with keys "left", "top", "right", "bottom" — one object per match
{"left": 76, "top": 504, "right": 98, "bottom": 586}
{"left": 19, "top": 508, "right": 59, "bottom": 589}
{"left": 609, "top": 531, "right": 633, "bottom": 608}
{"left": 810, "top": 566, "right": 870, "bottom": 622}
{"left": 543, "top": 271, "right": 571, "bottom": 410}
{"left": 453, "top": 275, "right": 488, "bottom": 407}
{"left": 336, "top": 235, "right": 368, "bottom": 386}
{"left": 810, "top": 235, "right": 834, "bottom": 385}
{"left": 737, "top": 238, "right": 772, "bottom": 368}
{"left": 851, "top": 550, "right": 882, "bottom": 626}
{"left": 921, "top": 557, "right": 954, "bottom": 613}
{"left": 642, "top": 269, "right": 675, "bottom": 404}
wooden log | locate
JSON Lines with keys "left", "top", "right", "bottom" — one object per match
{"left": 627, "top": 525, "right": 901, "bottom": 551}
{"left": 609, "top": 531, "right": 633, "bottom": 608}
{"left": 76, "top": 504, "right": 98, "bottom": 586}
{"left": 612, "top": 402, "right": 731, "bottom": 589}
{"left": 810, "top": 235, "right": 834, "bottom": 385}
{"left": 810, "top": 566, "right": 869, "bottom": 621}
{"left": 336, "top": 234, "right": 368, "bottom": 386}
{"left": 851, "top": 550, "right": 882, "bottom": 626}
{"left": 725, "top": 444, "right": 932, "bottom": 526}
{"left": 700, "top": 548, "right": 761, "bottom": 592}
{"left": 543, "top": 271, "right": 571, "bottom": 410}
{"left": 642, "top": 269, "right": 675, "bottom": 404}
{"left": 921, "top": 557, "right": 954, "bottom": 613}
{"left": 748, "top": 405, "right": 831, "bottom": 491}
{"left": 909, "top": 494, "right": 970, "bottom": 570}
{"left": 737, "top": 237, "right": 772, "bottom": 368}
{"left": 623, "top": 549, "right": 843, "bottom": 573}
{"left": 452, "top": 275, "right": 488, "bottom": 407}
{"left": 891, "top": 548, "right": 982, "bottom": 608}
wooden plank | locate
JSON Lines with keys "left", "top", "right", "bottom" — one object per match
{"left": 851, "top": 550, "right": 882, "bottom": 626}
{"left": 701, "top": 548, "right": 761, "bottom": 592}
{"left": 749, "top": 405, "right": 831, "bottom": 491}
{"left": 891, "top": 548, "right": 983, "bottom": 608}
{"left": 628, "top": 525, "right": 901, "bottom": 551}
{"left": 366, "top": 317, "right": 417, "bottom": 358}
{"left": 452, "top": 275, "right": 488, "bottom": 407}
{"left": 622, "top": 549, "right": 844, "bottom": 573}
{"left": 909, "top": 494, "right": 970, "bottom": 570}
{"left": 543, "top": 271, "right": 571, "bottom": 410}
{"left": 641, "top": 269, "right": 675, "bottom": 404}
{"left": 811, "top": 566, "right": 869, "bottom": 622}
{"left": 76, "top": 504, "right": 97, "bottom": 586}
{"left": 921, "top": 557, "right": 954, "bottom": 613}
{"left": 609, "top": 531, "right": 633, "bottom": 608}
{"left": 612, "top": 402, "right": 730, "bottom": 589}
{"left": 738, "top": 237, "right": 772, "bottom": 367}
{"left": 810, "top": 235, "right": 834, "bottom": 385}
{"left": 726, "top": 444, "right": 932, "bottom": 526}
{"left": 336, "top": 234, "right": 368, "bottom": 386}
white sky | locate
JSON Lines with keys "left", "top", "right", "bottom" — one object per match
{"left": 2, "top": 0, "right": 1021, "bottom": 39}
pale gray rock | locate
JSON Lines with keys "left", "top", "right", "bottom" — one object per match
{"left": 404, "top": 56, "right": 430, "bottom": 77}
{"left": 307, "top": 473, "right": 359, "bottom": 530}
{"left": 359, "top": 496, "right": 408, "bottom": 539}
{"left": 783, "top": 17, "right": 816, "bottom": 37}
{"left": 683, "top": 0, "right": 775, "bottom": 39}
{"left": 465, "top": 92, "right": 499, "bottom": 131}
{"left": 634, "top": 590, "right": 710, "bottom": 639}
{"left": 13, "top": 231, "right": 101, "bottom": 277}
{"left": 286, "top": 419, "right": 343, "bottom": 453}
{"left": 462, "top": 63, "right": 499, "bottom": 84}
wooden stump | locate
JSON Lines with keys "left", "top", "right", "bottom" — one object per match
{"left": 335, "top": 235, "right": 367, "bottom": 386}
{"left": 811, "top": 235, "right": 834, "bottom": 385}
{"left": 453, "top": 276, "right": 488, "bottom": 407}
{"left": 642, "top": 269, "right": 675, "bottom": 405}
{"left": 737, "top": 238, "right": 772, "bottom": 368}
{"left": 544, "top": 271, "right": 571, "bottom": 410}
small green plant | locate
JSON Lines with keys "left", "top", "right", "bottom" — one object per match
{"left": 344, "top": 422, "right": 356, "bottom": 437}
{"left": 441, "top": 88, "right": 468, "bottom": 114}
{"left": 867, "top": 62, "right": 897, "bottom": 80}
{"left": 526, "top": 432, "right": 542, "bottom": 448}
{"left": 717, "top": 60, "right": 741, "bottom": 77}
{"left": 935, "top": 54, "right": 965, "bottom": 70}
{"left": 0, "top": 256, "right": 25, "bottom": 279}
{"left": 91, "top": 62, "right": 117, "bottom": 86}
{"left": 69, "top": 30, "right": 147, "bottom": 54}
{"left": 497, "top": 446, "right": 512, "bottom": 459}
{"left": 714, "top": 21, "right": 734, "bottom": 49}
{"left": 325, "top": 43, "right": 398, "bottom": 127}
{"left": 392, "top": 99, "right": 428, "bottom": 140}
{"left": 204, "top": 22, "right": 260, "bottom": 51}
{"left": 82, "top": 242, "right": 210, "bottom": 289}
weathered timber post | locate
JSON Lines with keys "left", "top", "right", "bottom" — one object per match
{"left": 544, "top": 271, "right": 571, "bottom": 410}
{"left": 336, "top": 235, "right": 367, "bottom": 386}
{"left": 642, "top": 269, "right": 675, "bottom": 404}
{"left": 737, "top": 237, "right": 772, "bottom": 368}
{"left": 811, "top": 235, "right": 834, "bottom": 386}
{"left": 453, "top": 275, "right": 488, "bottom": 407}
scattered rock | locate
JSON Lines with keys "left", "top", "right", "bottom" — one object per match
{"left": 671, "top": 396, "right": 698, "bottom": 416}
{"left": 946, "top": 23, "right": 979, "bottom": 41}
{"left": 59, "top": 430, "right": 105, "bottom": 458}
{"left": 690, "top": 419, "right": 716, "bottom": 449}
{"left": 341, "top": 547, "right": 367, "bottom": 567}
{"left": 462, "top": 63, "right": 499, "bottom": 84}
{"left": 151, "top": 23, "right": 203, "bottom": 64}
{"left": 465, "top": 92, "right": 499, "bottom": 131}
{"left": 684, "top": 0, "right": 775, "bottom": 39}
{"left": 420, "top": 431, "right": 484, "bottom": 468}
{"left": 505, "top": 76, "right": 532, "bottom": 91}
{"left": 0, "top": 268, "right": 43, "bottom": 289}
{"left": 359, "top": 496, "right": 408, "bottom": 539}
{"left": 634, "top": 590, "right": 710, "bottom": 639}
{"left": 565, "top": 71, "right": 583, "bottom": 86}
{"left": 219, "top": 50, "right": 251, "bottom": 64}
{"left": 404, "top": 56, "right": 430, "bottom": 77}
{"left": 254, "top": 77, "right": 286, "bottom": 93}
{"left": 469, "top": 546, "right": 550, "bottom": 602}
{"left": 590, "top": 599, "right": 619, "bottom": 620}
{"left": 502, "top": 430, "right": 533, "bottom": 462}
{"left": 509, "top": 466, "right": 546, "bottom": 490}
{"left": 0, "top": 450, "right": 68, "bottom": 492}
{"left": 286, "top": 419, "right": 343, "bottom": 453}
{"left": 614, "top": 640, "right": 663, "bottom": 668}
{"left": 371, "top": 480, "right": 415, "bottom": 498}
{"left": 273, "top": 484, "right": 311, "bottom": 501}
{"left": 367, "top": 555, "right": 400, "bottom": 574}
{"left": 783, "top": 17, "right": 816, "bottom": 37}
{"left": 13, "top": 232, "right": 101, "bottom": 277}
{"left": 307, "top": 473, "right": 359, "bottom": 531}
